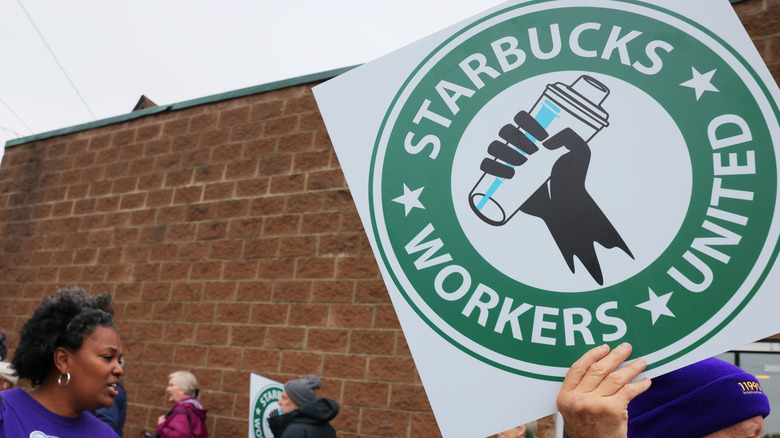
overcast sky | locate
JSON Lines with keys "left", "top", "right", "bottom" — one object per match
{"left": 0, "top": 0, "right": 506, "bottom": 150}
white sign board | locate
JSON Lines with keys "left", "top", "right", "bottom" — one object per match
{"left": 248, "top": 373, "right": 283, "bottom": 438}
{"left": 313, "top": 1, "right": 780, "bottom": 436}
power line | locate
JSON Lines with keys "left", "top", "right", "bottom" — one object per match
{"left": 16, "top": 0, "right": 97, "bottom": 120}
{"left": 0, "top": 95, "right": 34, "bottom": 135}
{"left": 0, "top": 126, "right": 22, "bottom": 138}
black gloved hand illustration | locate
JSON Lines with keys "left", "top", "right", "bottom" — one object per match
{"left": 480, "top": 111, "right": 546, "bottom": 179}
{"left": 480, "top": 111, "right": 633, "bottom": 285}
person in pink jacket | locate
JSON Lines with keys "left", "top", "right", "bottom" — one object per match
{"left": 156, "top": 371, "right": 208, "bottom": 438}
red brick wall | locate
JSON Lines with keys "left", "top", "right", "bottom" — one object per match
{"left": 737, "top": 0, "right": 780, "bottom": 83}
{"left": 0, "top": 2, "right": 777, "bottom": 438}
{"left": 0, "top": 83, "right": 438, "bottom": 437}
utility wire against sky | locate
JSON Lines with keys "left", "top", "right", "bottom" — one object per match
{"left": 0, "top": 95, "right": 34, "bottom": 136}
{"left": 0, "top": 126, "right": 22, "bottom": 138}
{"left": 15, "top": 0, "right": 97, "bottom": 121}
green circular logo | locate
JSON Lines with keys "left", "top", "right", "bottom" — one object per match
{"left": 251, "top": 384, "right": 282, "bottom": 438}
{"left": 370, "top": 0, "right": 780, "bottom": 379}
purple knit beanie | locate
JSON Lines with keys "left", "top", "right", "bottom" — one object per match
{"left": 628, "top": 357, "right": 770, "bottom": 438}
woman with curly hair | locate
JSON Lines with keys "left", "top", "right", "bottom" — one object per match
{"left": 0, "top": 287, "right": 124, "bottom": 437}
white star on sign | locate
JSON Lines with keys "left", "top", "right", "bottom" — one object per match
{"left": 636, "top": 288, "right": 675, "bottom": 325}
{"left": 680, "top": 67, "right": 719, "bottom": 101}
{"left": 392, "top": 184, "right": 425, "bottom": 216}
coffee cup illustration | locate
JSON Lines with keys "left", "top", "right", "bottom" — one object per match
{"left": 469, "top": 75, "right": 611, "bottom": 226}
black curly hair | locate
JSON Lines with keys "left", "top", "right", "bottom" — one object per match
{"left": 12, "top": 287, "right": 116, "bottom": 386}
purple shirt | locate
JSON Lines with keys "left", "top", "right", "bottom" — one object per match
{"left": 0, "top": 387, "right": 119, "bottom": 438}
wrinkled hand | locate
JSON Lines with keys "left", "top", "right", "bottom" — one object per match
{"left": 158, "top": 414, "right": 166, "bottom": 425}
{"left": 557, "top": 343, "right": 651, "bottom": 438}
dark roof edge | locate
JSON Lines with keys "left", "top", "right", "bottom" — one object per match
{"left": 5, "top": 65, "right": 358, "bottom": 148}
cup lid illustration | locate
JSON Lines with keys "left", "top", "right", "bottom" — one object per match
{"left": 548, "top": 75, "right": 610, "bottom": 130}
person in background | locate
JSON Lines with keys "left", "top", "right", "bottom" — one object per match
{"left": 0, "top": 324, "right": 7, "bottom": 360}
{"left": 268, "top": 374, "right": 339, "bottom": 438}
{"left": 90, "top": 358, "right": 127, "bottom": 437}
{"left": 155, "top": 370, "right": 207, "bottom": 438}
{"left": 0, "top": 287, "right": 123, "bottom": 437}
{"left": 0, "top": 324, "right": 17, "bottom": 391}
{"left": 0, "top": 360, "right": 18, "bottom": 391}
{"left": 556, "top": 343, "right": 770, "bottom": 438}
{"left": 497, "top": 420, "right": 538, "bottom": 438}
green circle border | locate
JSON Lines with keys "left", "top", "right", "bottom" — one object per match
{"left": 251, "top": 384, "right": 282, "bottom": 438}
{"left": 368, "top": 0, "right": 780, "bottom": 380}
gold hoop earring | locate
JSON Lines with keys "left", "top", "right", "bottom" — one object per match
{"left": 58, "top": 372, "right": 70, "bottom": 387}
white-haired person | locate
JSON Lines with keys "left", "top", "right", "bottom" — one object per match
{"left": 155, "top": 371, "right": 207, "bottom": 438}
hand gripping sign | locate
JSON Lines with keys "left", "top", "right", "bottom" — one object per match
{"left": 313, "top": 0, "right": 780, "bottom": 435}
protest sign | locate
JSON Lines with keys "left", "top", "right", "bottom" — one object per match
{"left": 249, "top": 373, "right": 283, "bottom": 438}
{"left": 313, "top": 1, "right": 780, "bottom": 435}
